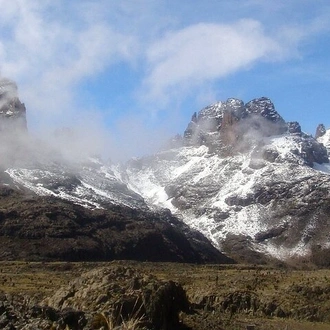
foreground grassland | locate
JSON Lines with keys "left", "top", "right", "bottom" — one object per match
{"left": 1, "top": 261, "right": 330, "bottom": 329}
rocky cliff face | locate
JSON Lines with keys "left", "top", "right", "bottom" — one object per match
{"left": 0, "top": 78, "right": 27, "bottom": 132}
{"left": 0, "top": 184, "right": 230, "bottom": 263}
{"left": 182, "top": 97, "right": 326, "bottom": 166}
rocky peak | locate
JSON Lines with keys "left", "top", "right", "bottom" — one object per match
{"left": 183, "top": 97, "right": 287, "bottom": 153}
{"left": 225, "top": 98, "right": 246, "bottom": 118}
{"left": 245, "top": 97, "right": 284, "bottom": 123}
{"left": 0, "top": 77, "right": 27, "bottom": 132}
{"left": 287, "top": 121, "right": 302, "bottom": 134}
{"left": 315, "top": 124, "right": 326, "bottom": 139}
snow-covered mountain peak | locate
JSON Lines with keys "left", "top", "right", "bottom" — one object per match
{"left": 125, "top": 98, "right": 330, "bottom": 262}
{"left": 183, "top": 97, "right": 297, "bottom": 158}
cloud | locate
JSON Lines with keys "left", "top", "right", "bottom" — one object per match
{"left": 0, "top": 0, "right": 328, "bottom": 161}
{"left": 0, "top": 0, "right": 138, "bottom": 129}
{"left": 141, "top": 19, "right": 285, "bottom": 108}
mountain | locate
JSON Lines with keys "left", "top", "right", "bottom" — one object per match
{"left": 2, "top": 77, "right": 330, "bottom": 265}
{"left": 125, "top": 98, "right": 330, "bottom": 265}
{"left": 0, "top": 77, "right": 230, "bottom": 264}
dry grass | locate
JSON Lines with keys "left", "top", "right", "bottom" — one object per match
{"left": 91, "top": 297, "right": 146, "bottom": 330}
{"left": 2, "top": 261, "right": 330, "bottom": 329}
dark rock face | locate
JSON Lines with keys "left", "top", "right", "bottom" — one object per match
{"left": 245, "top": 97, "right": 285, "bottom": 125}
{"left": 0, "top": 78, "right": 27, "bottom": 132}
{"left": 300, "top": 136, "right": 329, "bottom": 165}
{"left": 287, "top": 121, "right": 302, "bottom": 134}
{"left": 0, "top": 185, "right": 232, "bottom": 264}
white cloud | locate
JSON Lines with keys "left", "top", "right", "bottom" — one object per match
{"left": 0, "top": 0, "right": 328, "bottom": 160}
{"left": 142, "top": 19, "right": 285, "bottom": 107}
{"left": 0, "top": 0, "right": 138, "bottom": 129}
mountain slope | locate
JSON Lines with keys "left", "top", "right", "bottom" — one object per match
{"left": 0, "top": 77, "right": 230, "bottom": 264}
{"left": 0, "top": 184, "right": 230, "bottom": 263}
{"left": 2, "top": 76, "right": 330, "bottom": 265}
{"left": 125, "top": 98, "right": 330, "bottom": 263}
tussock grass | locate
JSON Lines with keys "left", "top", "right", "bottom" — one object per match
{"left": 2, "top": 261, "right": 330, "bottom": 329}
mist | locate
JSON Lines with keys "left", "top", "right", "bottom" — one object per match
{"left": 0, "top": 109, "right": 176, "bottom": 172}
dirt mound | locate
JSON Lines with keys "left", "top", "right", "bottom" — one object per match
{"left": 44, "top": 265, "right": 189, "bottom": 329}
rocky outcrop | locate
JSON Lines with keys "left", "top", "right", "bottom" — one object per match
{"left": 44, "top": 265, "right": 190, "bottom": 330}
{"left": 315, "top": 123, "right": 326, "bottom": 139}
{"left": 287, "top": 121, "right": 301, "bottom": 134}
{"left": 245, "top": 97, "right": 285, "bottom": 125}
{"left": 184, "top": 97, "right": 292, "bottom": 156}
{"left": 182, "top": 97, "right": 328, "bottom": 164}
{"left": 0, "top": 78, "right": 27, "bottom": 132}
{"left": 0, "top": 266, "right": 189, "bottom": 329}
{"left": 299, "top": 136, "right": 329, "bottom": 165}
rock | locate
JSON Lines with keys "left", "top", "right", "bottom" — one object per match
{"left": 225, "top": 98, "right": 246, "bottom": 118}
{"left": 315, "top": 123, "right": 326, "bottom": 139}
{"left": 0, "top": 78, "right": 27, "bottom": 132}
{"left": 254, "top": 226, "right": 288, "bottom": 243}
{"left": 221, "top": 234, "right": 270, "bottom": 265}
{"left": 143, "top": 280, "right": 189, "bottom": 330}
{"left": 245, "top": 97, "right": 284, "bottom": 123}
{"left": 287, "top": 121, "right": 302, "bottom": 134}
{"left": 183, "top": 97, "right": 288, "bottom": 153}
{"left": 221, "top": 291, "right": 260, "bottom": 314}
{"left": 58, "top": 308, "right": 86, "bottom": 329}
{"left": 45, "top": 265, "right": 190, "bottom": 330}
{"left": 300, "top": 136, "right": 329, "bottom": 165}
{"left": 262, "top": 149, "right": 279, "bottom": 162}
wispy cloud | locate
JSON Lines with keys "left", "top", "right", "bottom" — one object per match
{"left": 0, "top": 0, "right": 329, "bottom": 160}
{"left": 141, "top": 19, "right": 285, "bottom": 108}
{"left": 0, "top": 0, "right": 138, "bottom": 128}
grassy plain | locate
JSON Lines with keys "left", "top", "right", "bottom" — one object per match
{"left": 1, "top": 261, "right": 330, "bottom": 329}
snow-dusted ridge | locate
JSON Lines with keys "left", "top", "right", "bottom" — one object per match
{"left": 6, "top": 129, "right": 329, "bottom": 261}
{"left": 3, "top": 92, "right": 330, "bottom": 263}
{"left": 125, "top": 128, "right": 330, "bottom": 261}
{"left": 5, "top": 158, "right": 149, "bottom": 211}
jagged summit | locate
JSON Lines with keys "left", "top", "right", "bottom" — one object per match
{"left": 182, "top": 97, "right": 328, "bottom": 165}
{"left": 316, "top": 123, "right": 326, "bottom": 139}
{"left": 184, "top": 97, "right": 288, "bottom": 152}
{"left": 245, "top": 97, "right": 284, "bottom": 123}
{"left": 0, "top": 77, "right": 27, "bottom": 132}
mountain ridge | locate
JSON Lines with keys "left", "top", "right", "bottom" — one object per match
{"left": 124, "top": 97, "right": 330, "bottom": 264}
{"left": 2, "top": 77, "right": 330, "bottom": 265}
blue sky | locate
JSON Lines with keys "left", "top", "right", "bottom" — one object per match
{"left": 0, "top": 0, "right": 329, "bottom": 160}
